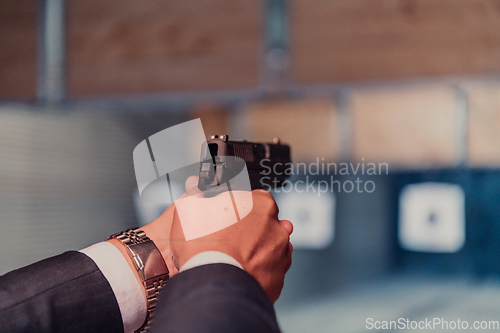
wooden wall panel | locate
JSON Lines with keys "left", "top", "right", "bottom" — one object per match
{"left": 292, "top": 0, "right": 500, "bottom": 84}
{"left": 0, "top": 0, "right": 37, "bottom": 99}
{"left": 241, "top": 99, "right": 340, "bottom": 162}
{"left": 67, "top": 0, "right": 263, "bottom": 96}
{"left": 467, "top": 83, "right": 500, "bottom": 166}
{"left": 351, "top": 86, "right": 459, "bottom": 167}
{"left": 190, "top": 104, "right": 230, "bottom": 138}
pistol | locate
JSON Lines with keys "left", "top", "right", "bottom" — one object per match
{"left": 198, "top": 135, "right": 291, "bottom": 191}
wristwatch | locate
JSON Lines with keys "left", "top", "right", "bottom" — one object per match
{"left": 109, "top": 228, "right": 169, "bottom": 333}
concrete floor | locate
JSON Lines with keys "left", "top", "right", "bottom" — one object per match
{"left": 275, "top": 276, "right": 500, "bottom": 332}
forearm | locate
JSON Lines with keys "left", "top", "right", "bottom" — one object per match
{"left": 82, "top": 241, "right": 147, "bottom": 333}
{"left": 0, "top": 251, "right": 123, "bottom": 333}
{"left": 86, "top": 226, "right": 246, "bottom": 333}
{"left": 149, "top": 263, "right": 281, "bottom": 333}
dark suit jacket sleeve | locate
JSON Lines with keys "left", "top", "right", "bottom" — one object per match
{"left": 151, "top": 263, "right": 282, "bottom": 333}
{"left": 0, "top": 251, "right": 124, "bottom": 333}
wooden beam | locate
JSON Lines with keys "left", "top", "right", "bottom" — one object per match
{"left": 67, "top": 0, "right": 263, "bottom": 96}
{"left": 292, "top": 0, "right": 500, "bottom": 84}
{"left": 0, "top": 0, "right": 37, "bottom": 99}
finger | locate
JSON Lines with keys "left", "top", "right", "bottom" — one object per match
{"left": 253, "top": 190, "right": 279, "bottom": 218}
{"left": 170, "top": 209, "right": 186, "bottom": 243}
{"left": 286, "top": 242, "right": 293, "bottom": 271}
{"left": 169, "top": 209, "right": 186, "bottom": 270}
{"left": 279, "top": 219, "right": 293, "bottom": 235}
{"left": 179, "top": 176, "right": 202, "bottom": 199}
{"left": 185, "top": 175, "right": 199, "bottom": 192}
{"left": 166, "top": 253, "right": 179, "bottom": 277}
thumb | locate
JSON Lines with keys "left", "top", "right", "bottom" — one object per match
{"left": 184, "top": 175, "right": 199, "bottom": 192}
{"left": 169, "top": 208, "right": 186, "bottom": 270}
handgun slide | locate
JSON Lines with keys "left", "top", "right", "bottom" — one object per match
{"left": 198, "top": 135, "right": 291, "bottom": 191}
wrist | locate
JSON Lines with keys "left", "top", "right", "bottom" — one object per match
{"left": 141, "top": 207, "right": 179, "bottom": 276}
{"left": 180, "top": 251, "right": 242, "bottom": 272}
{"left": 140, "top": 223, "right": 169, "bottom": 265}
{"left": 108, "top": 228, "right": 170, "bottom": 332}
{"left": 173, "top": 240, "right": 245, "bottom": 271}
{"left": 107, "top": 238, "right": 147, "bottom": 299}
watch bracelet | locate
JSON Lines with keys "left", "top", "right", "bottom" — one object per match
{"left": 110, "top": 228, "right": 169, "bottom": 333}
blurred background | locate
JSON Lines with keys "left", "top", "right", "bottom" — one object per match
{"left": 2, "top": 0, "right": 500, "bottom": 332}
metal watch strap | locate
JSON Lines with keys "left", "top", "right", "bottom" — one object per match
{"left": 110, "top": 228, "right": 169, "bottom": 333}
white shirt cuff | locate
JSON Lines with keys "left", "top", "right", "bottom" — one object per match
{"left": 80, "top": 243, "right": 241, "bottom": 333}
{"left": 180, "top": 251, "right": 242, "bottom": 272}
{"left": 80, "top": 242, "right": 146, "bottom": 333}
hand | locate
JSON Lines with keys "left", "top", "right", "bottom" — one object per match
{"left": 170, "top": 177, "right": 293, "bottom": 303}
{"left": 134, "top": 176, "right": 203, "bottom": 278}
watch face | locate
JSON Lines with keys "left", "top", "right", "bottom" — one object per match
{"left": 112, "top": 229, "right": 169, "bottom": 280}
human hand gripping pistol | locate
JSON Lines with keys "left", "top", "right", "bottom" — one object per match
{"left": 198, "top": 135, "right": 291, "bottom": 192}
